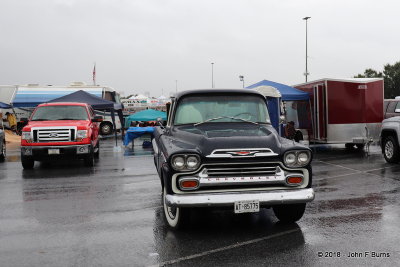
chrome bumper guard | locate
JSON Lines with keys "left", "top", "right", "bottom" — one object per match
{"left": 165, "top": 188, "right": 315, "bottom": 207}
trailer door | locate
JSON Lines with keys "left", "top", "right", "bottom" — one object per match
{"left": 313, "top": 84, "right": 327, "bottom": 141}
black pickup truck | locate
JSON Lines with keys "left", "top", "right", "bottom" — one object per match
{"left": 152, "top": 89, "right": 314, "bottom": 229}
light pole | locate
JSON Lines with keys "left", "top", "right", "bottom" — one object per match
{"left": 239, "top": 75, "right": 244, "bottom": 88}
{"left": 303, "top": 16, "right": 311, "bottom": 82}
{"left": 211, "top": 62, "right": 214, "bottom": 88}
{"left": 175, "top": 80, "right": 178, "bottom": 93}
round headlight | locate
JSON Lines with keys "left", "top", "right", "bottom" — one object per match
{"left": 285, "top": 152, "right": 296, "bottom": 165}
{"left": 186, "top": 156, "right": 199, "bottom": 169}
{"left": 298, "top": 152, "right": 309, "bottom": 164}
{"left": 172, "top": 156, "right": 185, "bottom": 170}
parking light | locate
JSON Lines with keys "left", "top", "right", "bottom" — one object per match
{"left": 180, "top": 179, "right": 199, "bottom": 190}
{"left": 287, "top": 176, "right": 303, "bottom": 185}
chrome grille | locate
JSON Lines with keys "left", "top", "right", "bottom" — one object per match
{"left": 205, "top": 165, "right": 278, "bottom": 177}
{"left": 33, "top": 127, "right": 76, "bottom": 142}
{"left": 174, "top": 162, "right": 308, "bottom": 194}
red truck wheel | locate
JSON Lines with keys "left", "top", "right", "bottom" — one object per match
{"left": 21, "top": 156, "right": 34, "bottom": 169}
{"left": 84, "top": 149, "right": 95, "bottom": 167}
{"left": 0, "top": 140, "right": 5, "bottom": 161}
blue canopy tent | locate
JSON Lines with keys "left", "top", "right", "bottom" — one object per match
{"left": 0, "top": 102, "right": 12, "bottom": 109}
{"left": 47, "top": 90, "right": 124, "bottom": 145}
{"left": 247, "top": 80, "right": 311, "bottom": 135}
{"left": 247, "top": 80, "right": 309, "bottom": 101}
{"left": 124, "top": 109, "right": 166, "bottom": 128}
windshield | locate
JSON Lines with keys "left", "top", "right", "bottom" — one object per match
{"left": 174, "top": 95, "right": 270, "bottom": 125}
{"left": 31, "top": 105, "right": 89, "bottom": 121}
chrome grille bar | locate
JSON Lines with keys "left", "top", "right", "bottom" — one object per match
{"left": 32, "top": 126, "right": 77, "bottom": 143}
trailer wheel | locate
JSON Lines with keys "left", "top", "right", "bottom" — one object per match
{"left": 345, "top": 143, "right": 354, "bottom": 149}
{"left": 383, "top": 136, "right": 400, "bottom": 163}
{"left": 356, "top": 144, "right": 365, "bottom": 149}
{"left": 100, "top": 122, "right": 113, "bottom": 136}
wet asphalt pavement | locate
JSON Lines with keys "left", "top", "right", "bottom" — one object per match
{"left": 1, "top": 139, "right": 399, "bottom": 267}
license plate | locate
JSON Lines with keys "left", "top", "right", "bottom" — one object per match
{"left": 48, "top": 149, "right": 60, "bottom": 155}
{"left": 234, "top": 200, "right": 260, "bottom": 214}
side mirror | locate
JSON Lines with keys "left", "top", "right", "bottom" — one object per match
{"left": 92, "top": 116, "right": 103, "bottom": 122}
{"left": 395, "top": 109, "right": 400, "bottom": 113}
{"left": 157, "top": 117, "right": 164, "bottom": 128}
{"left": 20, "top": 118, "right": 28, "bottom": 123}
{"left": 279, "top": 115, "right": 286, "bottom": 124}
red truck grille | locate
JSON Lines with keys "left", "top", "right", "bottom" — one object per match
{"left": 32, "top": 128, "right": 76, "bottom": 142}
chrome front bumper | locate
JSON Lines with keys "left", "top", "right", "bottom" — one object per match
{"left": 165, "top": 188, "right": 315, "bottom": 207}
{"left": 21, "top": 144, "right": 91, "bottom": 156}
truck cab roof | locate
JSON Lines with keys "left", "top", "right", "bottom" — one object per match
{"left": 37, "top": 102, "right": 90, "bottom": 107}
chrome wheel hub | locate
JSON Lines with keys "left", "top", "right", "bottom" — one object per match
{"left": 385, "top": 140, "right": 394, "bottom": 159}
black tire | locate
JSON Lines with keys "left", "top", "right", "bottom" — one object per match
{"left": 345, "top": 143, "right": 354, "bottom": 149}
{"left": 356, "top": 144, "right": 365, "bottom": 150}
{"left": 84, "top": 149, "right": 95, "bottom": 167}
{"left": 94, "top": 142, "right": 100, "bottom": 159}
{"left": 383, "top": 135, "right": 400, "bottom": 163}
{"left": 0, "top": 140, "right": 6, "bottom": 161}
{"left": 100, "top": 122, "right": 113, "bottom": 136}
{"left": 162, "top": 187, "right": 190, "bottom": 229}
{"left": 273, "top": 203, "right": 306, "bottom": 223}
{"left": 21, "top": 155, "right": 34, "bottom": 169}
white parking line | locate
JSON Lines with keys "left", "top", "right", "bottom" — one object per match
{"left": 314, "top": 162, "right": 399, "bottom": 180}
{"left": 148, "top": 228, "right": 300, "bottom": 267}
{"left": 315, "top": 160, "right": 360, "bottom": 172}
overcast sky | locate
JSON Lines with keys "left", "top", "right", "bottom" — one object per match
{"left": 0, "top": 0, "right": 398, "bottom": 97}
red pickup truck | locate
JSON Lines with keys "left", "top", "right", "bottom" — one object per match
{"left": 20, "top": 102, "right": 102, "bottom": 169}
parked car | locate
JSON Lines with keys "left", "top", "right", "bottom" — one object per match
{"left": 380, "top": 115, "right": 400, "bottom": 163}
{"left": 152, "top": 89, "right": 315, "bottom": 229}
{"left": 20, "top": 102, "right": 102, "bottom": 169}
{"left": 0, "top": 126, "right": 5, "bottom": 161}
{"left": 384, "top": 98, "right": 400, "bottom": 119}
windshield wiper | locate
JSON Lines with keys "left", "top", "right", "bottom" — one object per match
{"left": 58, "top": 118, "right": 81, "bottom": 120}
{"left": 31, "top": 119, "right": 50, "bottom": 121}
{"left": 194, "top": 116, "right": 259, "bottom": 126}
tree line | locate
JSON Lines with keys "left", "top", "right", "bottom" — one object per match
{"left": 355, "top": 61, "right": 400, "bottom": 98}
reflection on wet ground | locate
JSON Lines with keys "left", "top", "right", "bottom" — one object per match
{"left": 0, "top": 141, "right": 399, "bottom": 266}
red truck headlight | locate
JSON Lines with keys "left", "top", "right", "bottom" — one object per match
{"left": 76, "top": 130, "right": 88, "bottom": 141}
{"left": 21, "top": 131, "right": 32, "bottom": 143}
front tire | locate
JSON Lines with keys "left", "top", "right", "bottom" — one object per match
{"left": 0, "top": 140, "right": 6, "bottom": 161}
{"left": 21, "top": 155, "right": 34, "bottom": 169}
{"left": 94, "top": 142, "right": 100, "bottom": 159}
{"left": 273, "top": 203, "right": 306, "bottom": 223}
{"left": 162, "top": 187, "right": 190, "bottom": 229}
{"left": 383, "top": 136, "right": 400, "bottom": 163}
{"left": 84, "top": 149, "right": 95, "bottom": 167}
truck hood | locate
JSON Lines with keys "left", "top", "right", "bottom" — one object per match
{"left": 383, "top": 116, "right": 400, "bottom": 123}
{"left": 168, "top": 123, "right": 282, "bottom": 156}
{"left": 24, "top": 120, "right": 91, "bottom": 130}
